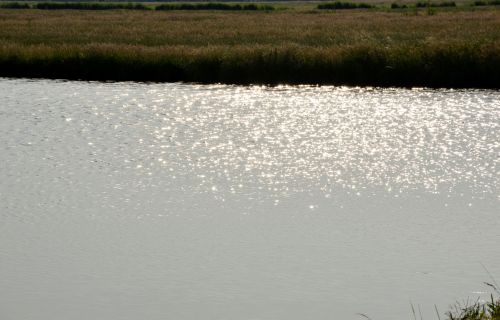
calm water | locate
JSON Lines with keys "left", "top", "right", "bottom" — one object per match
{"left": 0, "top": 78, "right": 499, "bottom": 320}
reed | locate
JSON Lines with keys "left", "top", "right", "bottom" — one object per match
{"left": 447, "top": 295, "right": 500, "bottom": 320}
{"left": 0, "top": 9, "right": 499, "bottom": 87}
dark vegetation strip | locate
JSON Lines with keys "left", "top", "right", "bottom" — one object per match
{"left": 390, "top": 1, "right": 457, "bottom": 8}
{"left": 473, "top": 0, "right": 500, "bottom": 5}
{"left": 0, "top": 2, "right": 275, "bottom": 10}
{"left": 35, "top": 2, "right": 150, "bottom": 10}
{"left": 415, "top": 1, "right": 456, "bottom": 7}
{"left": 392, "top": 0, "right": 500, "bottom": 8}
{"left": 0, "top": 1, "right": 497, "bottom": 11}
{"left": 0, "top": 44, "right": 499, "bottom": 88}
{"left": 0, "top": 2, "right": 30, "bottom": 9}
{"left": 317, "top": 2, "right": 373, "bottom": 9}
{"left": 0, "top": 2, "right": 151, "bottom": 9}
{"left": 391, "top": 3, "right": 409, "bottom": 8}
{"left": 155, "top": 3, "right": 275, "bottom": 11}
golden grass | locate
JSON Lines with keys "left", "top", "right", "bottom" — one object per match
{"left": 0, "top": 9, "right": 499, "bottom": 86}
{"left": 1, "top": 10, "right": 499, "bottom": 47}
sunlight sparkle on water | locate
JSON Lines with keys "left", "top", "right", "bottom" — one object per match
{"left": 0, "top": 79, "right": 498, "bottom": 320}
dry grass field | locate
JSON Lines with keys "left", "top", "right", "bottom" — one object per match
{"left": 0, "top": 8, "right": 499, "bottom": 86}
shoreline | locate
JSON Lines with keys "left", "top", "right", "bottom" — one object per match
{"left": 1, "top": 45, "right": 499, "bottom": 88}
{"left": 1, "top": 9, "right": 499, "bottom": 88}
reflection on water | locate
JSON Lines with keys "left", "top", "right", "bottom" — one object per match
{"left": 0, "top": 79, "right": 499, "bottom": 320}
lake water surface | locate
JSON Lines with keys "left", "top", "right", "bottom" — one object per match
{"left": 0, "top": 78, "right": 499, "bottom": 320}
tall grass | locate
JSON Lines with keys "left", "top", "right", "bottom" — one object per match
{"left": 447, "top": 295, "right": 500, "bottom": 320}
{"left": 0, "top": 10, "right": 499, "bottom": 87}
{"left": 1, "top": 42, "right": 498, "bottom": 87}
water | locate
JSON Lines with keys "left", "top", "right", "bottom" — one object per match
{"left": 0, "top": 78, "right": 498, "bottom": 320}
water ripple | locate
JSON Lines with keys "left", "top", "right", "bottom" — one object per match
{"left": 0, "top": 79, "right": 498, "bottom": 217}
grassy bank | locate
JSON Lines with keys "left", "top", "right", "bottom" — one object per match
{"left": 446, "top": 295, "right": 500, "bottom": 320}
{"left": 0, "top": 9, "right": 499, "bottom": 87}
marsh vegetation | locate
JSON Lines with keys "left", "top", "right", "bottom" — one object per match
{"left": 446, "top": 296, "right": 500, "bottom": 320}
{"left": 0, "top": 5, "right": 499, "bottom": 86}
